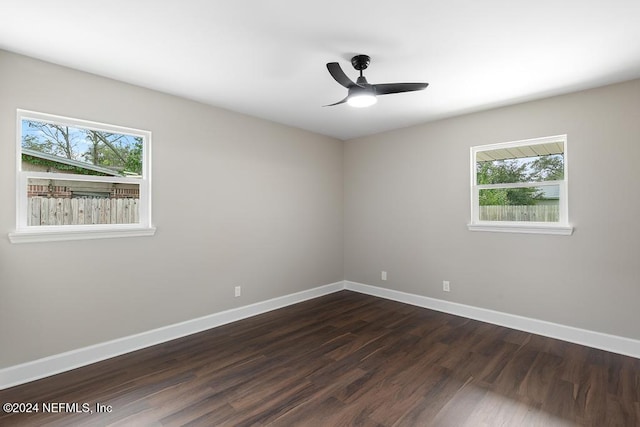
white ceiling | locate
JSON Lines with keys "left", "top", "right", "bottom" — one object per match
{"left": 1, "top": 0, "right": 640, "bottom": 141}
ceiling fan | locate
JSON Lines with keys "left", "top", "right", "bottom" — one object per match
{"left": 324, "top": 54, "right": 429, "bottom": 108}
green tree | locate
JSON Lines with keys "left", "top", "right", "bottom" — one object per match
{"left": 123, "top": 137, "right": 143, "bottom": 175}
{"left": 24, "top": 121, "right": 78, "bottom": 159}
{"left": 81, "top": 130, "right": 141, "bottom": 174}
{"left": 528, "top": 155, "right": 564, "bottom": 181}
{"left": 476, "top": 159, "right": 541, "bottom": 206}
{"left": 22, "top": 133, "right": 53, "bottom": 153}
{"left": 476, "top": 159, "right": 527, "bottom": 185}
{"left": 22, "top": 120, "right": 142, "bottom": 176}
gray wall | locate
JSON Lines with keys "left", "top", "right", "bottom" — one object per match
{"left": 0, "top": 50, "right": 344, "bottom": 368}
{"left": 344, "top": 78, "right": 640, "bottom": 340}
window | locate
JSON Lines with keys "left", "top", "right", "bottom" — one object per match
{"left": 468, "top": 135, "right": 572, "bottom": 235}
{"left": 9, "top": 110, "right": 155, "bottom": 243}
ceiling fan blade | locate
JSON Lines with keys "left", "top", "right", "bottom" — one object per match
{"left": 373, "top": 82, "right": 429, "bottom": 95}
{"left": 322, "top": 96, "right": 348, "bottom": 107}
{"left": 327, "top": 62, "right": 361, "bottom": 89}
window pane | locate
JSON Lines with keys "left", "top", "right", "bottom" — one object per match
{"left": 476, "top": 143, "right": 564, "bottom": 185}
{"left": 21, "top": 119, "right": 143, "bottom": 178}
{"left": 27, "top": 178, "right": 140, "bottom": 226}
{"left": 479, "top": 185, "right": 560, "bottom": 222}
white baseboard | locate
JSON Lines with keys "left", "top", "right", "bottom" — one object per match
{"left": 3, "top": 279, "right": 638, "bottom": 390}
{"left": 345, "top": 281, "right": 640, "bottom": 359}
{"left": 0, "top": 281, "right": 344, "bottom": 390}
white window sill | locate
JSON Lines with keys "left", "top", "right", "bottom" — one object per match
{"left": 467, "top": 222, "right": 573, "bottom": 235}
{"left": 8, "top": 226, "right": 156, "bottom": 244}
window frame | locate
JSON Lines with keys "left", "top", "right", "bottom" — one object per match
{"left": 9, "top": 109, "right": 156, "bottom": 243}
{"left": 468, "top": 134, "right": 573, "bottom": 235}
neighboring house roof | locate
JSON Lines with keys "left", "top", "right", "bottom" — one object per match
{"left": 539, "top": 186, "right": 560, "bottom": 199}
{"left": 22, "top": 148, "right": 122, "bottom": 177}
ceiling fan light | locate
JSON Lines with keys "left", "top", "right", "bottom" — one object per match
{"left": 347, "top": 93, "right": 377, "bottom": 108}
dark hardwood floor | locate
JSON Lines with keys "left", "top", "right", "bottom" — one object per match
{"left": 1, "top": 291, "right": 639, "bottom": 426}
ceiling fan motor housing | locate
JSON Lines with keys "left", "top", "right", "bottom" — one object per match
{"left": 351, "top": 55, "right": 371, "bottom": 71}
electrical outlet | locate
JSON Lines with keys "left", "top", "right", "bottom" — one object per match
{"left": 443, "top": 281, "right": 450, "bottom": 292}
{"left": 234, "top": 286, "right": 241, "bottom": 297}
{"left": 381, "top": 271, "right": 387, "bottom": 281}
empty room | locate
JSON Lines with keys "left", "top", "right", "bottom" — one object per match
{"left": 1, "top": 1, "right": 639, "bottom": 426}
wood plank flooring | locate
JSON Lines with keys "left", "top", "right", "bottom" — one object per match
{"left": 1, "top": 291, "right": 639, "bottom": 426}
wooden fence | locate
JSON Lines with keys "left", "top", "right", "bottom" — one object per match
{"left": 28, "top": 197, "right": 139, "bottom": 226}
{"left": 479, "top": 205, "right": 559, "bottom": 222}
